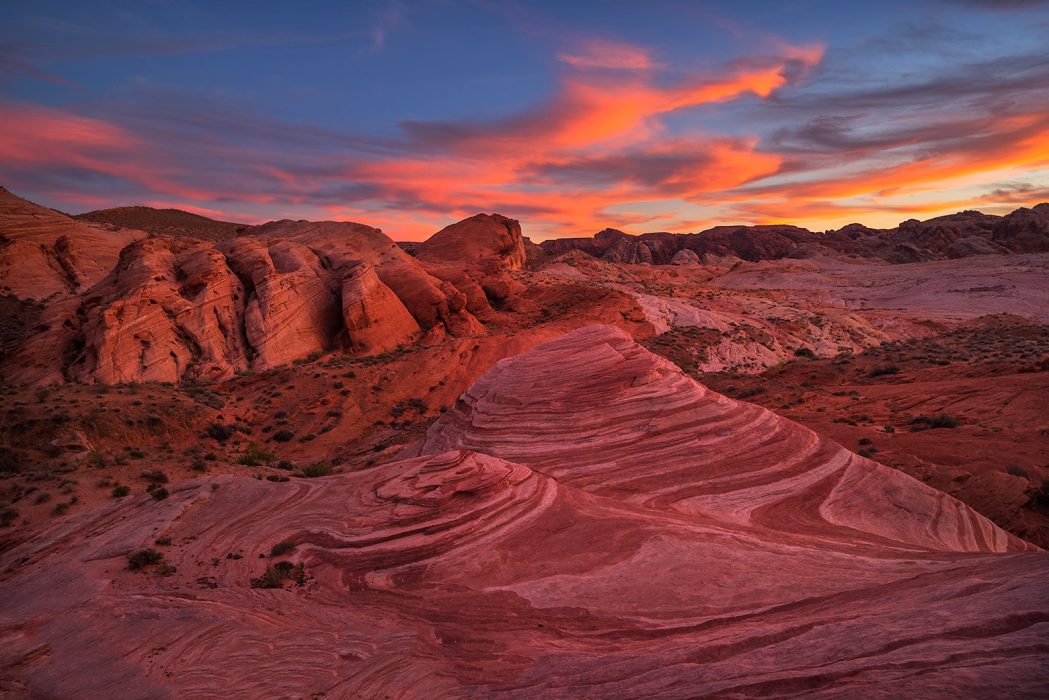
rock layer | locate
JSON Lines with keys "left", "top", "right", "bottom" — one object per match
{"left": 1, "top": 326, "right": 1045, "bottom": 697}
{"left": 0, "top": 186, "right": 142, "bottom": 299}
{"left": 0, "top": 196, "right": 493, "bottom": 382}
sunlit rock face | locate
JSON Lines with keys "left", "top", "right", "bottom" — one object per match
{"left": 2, "top": 325, "right": 1045, "bottom": 698}
{"left": 0, "top": 190, "right": 497, "bottom": 383}
{"left": 415, "top": 213, "right": 534, "bottom": 314}
{"left": 415, "top": 213, "right": 526, "bottom": 270}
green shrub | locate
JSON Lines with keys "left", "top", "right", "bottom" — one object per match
{"left": 238, "top": 443, "right": 276, "bottom": 466}
{"left": 868, "top": 364, "right": 900, "bottom": 377}
{"left": 111, "top": 484, "right": 130, "bottom": 498}
{"left": 794, "top": 347, "right": 817, "bottom": 360}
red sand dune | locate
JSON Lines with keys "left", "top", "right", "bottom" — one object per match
{"left": 2, "top": 326, "right": 1045, "bottom": 698}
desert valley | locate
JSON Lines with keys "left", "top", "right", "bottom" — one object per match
{"left": 3, "top": 0, "right": 1049, "bottom": 696}
{"left": 0, "top": 185, "right": 1048, "bottom": 696}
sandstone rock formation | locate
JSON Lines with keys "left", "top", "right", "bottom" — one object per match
{"left": 0, "top": 194, "right": 496, "bottom": 382}
{"left": 670, "top": 248, "right": 700, "bottom": 264}
{"left": 3, "top": 326, "right": 1042, "bottom": 697}
{"left": 0, "top": 187, "right": 142, "bottom": 299}
{"left": 414, "top": 213, "right": 533, "bottom": 314}
{"left": 414, "top": 213, "right": 526, "bottom": 270}
{"left": 340, "top": 263, "right": 420, "bottom": 354}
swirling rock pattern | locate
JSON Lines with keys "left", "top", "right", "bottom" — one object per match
{"left": 1, "top": 326, "right": 1045, "bottom": 698}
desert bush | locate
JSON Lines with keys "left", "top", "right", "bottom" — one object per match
{"left": 868, "top": 364, "right": 900, "bottom": 377}
{"left": 250, "top": 561, "right": 306, "bottom": 589}
{"left": 270, "top": 540, "right": 296, "bottom": 557}
{"left": 272, "top": 429, "right": 295, "bottom": 442}
{"left": 238, "top": 443, "right": 276, "bottom": 466}
{"left": 206, "top": 423, "right": 236, "bottom": 442}
{"left": 909, "top": 413, "right": 960, "bottom": 431}
{"left": 250, "top": 566, "right": 285, "bottom": 589}
{"left": 794, "top": 347, "right": 817, "bottom": 360}
{"left": 298, "top": 462, "right": 332, "bottom": 478}
{"left": 111, "top": 484, "right": 130, "bottom": 497}
{"left": 127, "top": 548, "right": 164, "bottom": 570}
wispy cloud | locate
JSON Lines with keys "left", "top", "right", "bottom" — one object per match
{"left": 557, "top": 39, "right": 660, "bottom": 70}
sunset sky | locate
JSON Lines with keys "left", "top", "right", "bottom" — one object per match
{"left": 2, "top": 0, "right": 1048, "bottom": 240}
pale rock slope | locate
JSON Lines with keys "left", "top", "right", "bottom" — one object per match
{"left": 0, "top": 187, "right": 142, "bottom": 299}
{"left": 1, "top": 326, "right": 1045, "bottom": 698}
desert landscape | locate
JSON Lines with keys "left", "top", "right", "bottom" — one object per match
{"left": 1, "top": 186, "right": 1048, "bottom": 697}
{"left": 2, "top": 1, "right": 1049, "bottom": 697}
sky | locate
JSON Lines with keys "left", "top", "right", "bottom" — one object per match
{"left": 1, "top": 0, "right": 1048, "bottom": 241}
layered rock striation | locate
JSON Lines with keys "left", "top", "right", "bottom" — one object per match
{"left": 1, "top": 326, "right": 1045, "bottom": 697}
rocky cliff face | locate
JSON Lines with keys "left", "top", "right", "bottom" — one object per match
{"left": 0, "top": 191, "right": 522, "bottom": 383}
{"left": 1, "top": 326, "right": 1044, "bottom": 697}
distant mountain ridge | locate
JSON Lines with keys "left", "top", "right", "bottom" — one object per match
{"left": 540, "top": 203, "right": 1049, "bottom": 264}
{"left": 75, "top": 205, "right": 246, "bottom": 242}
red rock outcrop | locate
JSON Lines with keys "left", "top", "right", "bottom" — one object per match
{"left": 0, "top": 187, "right": 142, "bottom": 299}
{"left": 340, "top": 262, "right": 420, "bottom": 354}
{"left": 414, "top": 213, "right": 533, "bottom": 314}
{"left": 2, "top": 326, "right": 1044, "bottom": 697}
{"left": 68, "top": 237, "right": 250, "bottom": 383}
{"left": 414, "top": 213, "right": 526, "bottom": 270}
{"left": 1, "top": 209, "right": 492, "bottom": 383}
